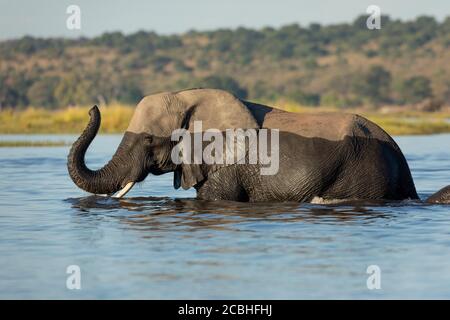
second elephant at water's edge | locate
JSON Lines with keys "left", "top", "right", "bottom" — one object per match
{"left": 67, "top": 88, "right": 450, "bottom": 203}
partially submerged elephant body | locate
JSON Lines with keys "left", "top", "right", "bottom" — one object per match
{"left": 68, "top": 88, "right": 450, "bottom": 203}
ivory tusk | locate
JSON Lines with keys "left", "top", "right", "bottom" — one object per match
{"left": 112, "top": 182, "right": 135, "bottom": 198}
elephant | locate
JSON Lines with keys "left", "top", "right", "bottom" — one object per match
{"left": 67, "top": 88, "right": 450, "bottom": 204}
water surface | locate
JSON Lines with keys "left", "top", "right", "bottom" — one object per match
{"left": 1, "top": 134, "right": 449, "bottom": 299}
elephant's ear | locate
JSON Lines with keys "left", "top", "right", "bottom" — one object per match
{"left": 179, "top": 164, "right": 210, "bottom": 190}
{"left": 178, "top": 163, "right": 229, "bottom": 190}
{"left": 172, "top": 130, "right": 249, "bottom": 190}
{"left": 173, "top": 163, "right": 210, "bottom": 190}
{"left": 171, "top": 132, "right": 205, "bottom": 190}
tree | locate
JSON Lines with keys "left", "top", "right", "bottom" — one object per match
{"left": 194, "top": 76, "right": 248, "bottom": 99}
{"left": 0, "top": 72, "right": 30, "bottom": 108}
{"left": 116, "top": 81, "right": 143, "bottom": 104}
{"left": 0, "top": 86, "right": 22, "bottom": 108}
{"left": 353, "top": 65, "right": 391, "bottom": 104}
{"left": 27, "top": 77, "right": 58, "bottom": 108}
{"left": 53, "top": 73, "right": 96, "bottom": 106}
{"left": 407, "top": 16, "right": 438, "bottom": 49}
{"left": 151, "top": 55, "right": 172, "bottom": 72}
{"left": 249, "top": 80, "right": 277, "bottom": 101}
{"left": 287, "top": 90, "right": 320, "bottom": 106}
{"left": 399, "top": 76, "right": 433, "bottom": 104}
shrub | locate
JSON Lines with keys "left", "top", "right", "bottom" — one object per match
{"left": 399, "top": 76, "right": 433, "bottom": 104}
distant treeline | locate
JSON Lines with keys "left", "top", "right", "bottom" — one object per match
{"left": 1, "top": 14, "right": 450, "bottom": 109}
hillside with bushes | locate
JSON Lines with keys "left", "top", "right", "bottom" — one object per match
{"left": 1, "top": 14, "right": 450, "bottom": 109}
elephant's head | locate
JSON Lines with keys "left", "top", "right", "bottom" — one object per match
{"left": 67, "top": 106, "right": 176, "bottom": 197}
{"left": 67, "top": 89, "right": 259, "bottom": 197}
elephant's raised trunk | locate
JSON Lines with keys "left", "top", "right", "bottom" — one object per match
{"left": 67, "top": 106, "right": 128, "bottom": 195}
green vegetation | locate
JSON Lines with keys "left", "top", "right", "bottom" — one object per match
{"left": 0, "top": 140, "right": 68, "bottom": 147}
{"left": 399, "top": 76, "right": 433, "bottom": 104}
{"left": 354, "top": 65, "right": 391, "bottom": 105}
{"left": 1, "top": 15, "right": 450, "bottom": 110}
{"left": 177, "top": 75, "right": 248, "bottom": 99}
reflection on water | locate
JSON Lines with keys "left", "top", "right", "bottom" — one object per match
{"left": 67, "top": 195, "right": 394, "bottom": 232}
{"left": 1, "top": 134, "right": 450, "bottom": 299}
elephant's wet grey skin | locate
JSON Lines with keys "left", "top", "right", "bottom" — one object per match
{"left": 67, "top": 89, "right": 450, "bottom": 203}
{"left": 1, "top": 133, "right": 450, "bottom": 298}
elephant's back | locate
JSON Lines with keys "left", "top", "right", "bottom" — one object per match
{"left": 259, "top": 108, "right": 355, "bottom": 141}
{"left": 258, "top": 107, "right": 396, "bottom": 146}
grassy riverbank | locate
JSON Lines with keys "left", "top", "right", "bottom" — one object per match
{"left": 0, "top": 104, "right": 134, "bottom": 134}
{"left": 1, "top": 103, "right": 450, "bottom": 136}
{"left": 0, "top": 140, "right": 69, "bottom": 147}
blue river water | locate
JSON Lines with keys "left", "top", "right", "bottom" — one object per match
{"left": 0, "top": 134, "right": 449, "bottom": 299}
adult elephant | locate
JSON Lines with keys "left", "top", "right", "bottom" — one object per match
{"left": 67, "top": 88, "right": 450, "bottom": 203}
